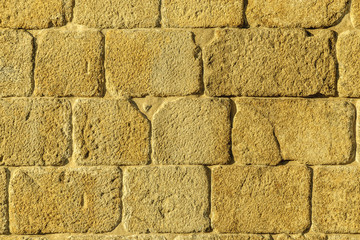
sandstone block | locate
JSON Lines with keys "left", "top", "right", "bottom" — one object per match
{"left": 0, "top": 0, "right": 72, "bottom": 29}
{"left": 73, "top": 0, "right": 159, "bottom": 28}
{"left": 9, "top": 167, "right": 121, "bottom": 234}
{"left": 337, "top": 30, "right": 360, "bottom": 97}
{"left": 204, "top": 29, "right": 336, "bottom": 97}
{"left": 34, "top": 29, "right": 104, "bottom": 97}
{"left": 68, "top": 236, "right": 167, "bottom": 240}
{"left": 73, "top": 99, "right": 150, "bottom": 165}
{"left": 0, "top": 99, "right": 71, "bottom": 166}
{"left": 161, "top": 0, "right": 244, "bottom": 27}
{"left": 105, "top": 30, "right": 201, "bottom": 97}
{"left": 123, "top": 166, "right": 210, "bottom": 233}
{"left": 152, "top": 98, "right": 231, "bottom": 165}
{"left": 0, "top": 29, "right": 33, "bottom": 97}
{"left": 328, "top": 236, "right": 360, "bottom": 240}
{"left": 246, "top": 0, "right": 349, "bottom": 28}
{"left": 212, "top": 166, "right": 311, "bottom": 233}
{"left": 351, "top": 0, "right": 360, "bottom": 28}
{"left": 174, "top": 235, "right": 271, "bottom": 240}
{"left": 273, "top": 234, "right": 327, "bottom": 240}
{"left": 313, "top": 166, "right": 360, "bottom": 233}
{"left": 0, "top": 237, "right": 48, "bottom": 240}
{"left": 0, "top": 169, "right": 8, "bottom": 234}
{"left": 233, "top": 99, "right": 355, "bottom": 165}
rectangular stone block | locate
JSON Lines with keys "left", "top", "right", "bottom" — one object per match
{"left": 123, "top": 166, "right": 210, "bottom": 233}
{"left": 161, "top": 0, "right": 244, "bottom": 27}
{"left": 204, "top": 29, "right": 336, "bottom": 97}
{"left": 246, "top": 0, "right": 348, "bottom": 28}
{"left": 0, "top": 99, "right": 71, "bottom": 166}
{"left": 68, "top": 236, "right": 167, "bottom": 240}
{"left": 212, "top": 166, "right": 311, "bottom": 233}
{"left": 73, "top": 99, "right": 150, "bottom": 165}
{"left": 273, "top": 234, "right": 327, "bottom": 240}
{"left": 233, "top": 99, "right": 355, "bottom": 165}
{"left": 9, "top": 167, "right": 121, "bottom": 234}
{"left": 0, "top": 169, "right": 8, "bottom": 234}
{"left": 105, "top": 29, "right": 202, "bottom": 97}
{"left": 328, "top": 236, "right": 360, "bottom": 240}
{"left": 0, "top": 237, "right": 48, "bottom": 240}
{"left": 174, "top": 235, "right": 271, "bottom": 240}
{"left": 34, "top": 29, "right": 104, "bottom": 97}
{"left": 73, "top": 0, "right": 159, "bottom": 28}
{"left": 0, "top": 29, "right": 33, "bottom": 97}
{"left": 313, "top": 166, "right": 360, "bottom": 233}
{"left": 0, "top": 0, "right": 72, "bottom": 29}
{"left": 152, "top": 98, "right": 231, "bottom": 165}
{"left": 337, "top": 30, "right": 360, "bottom": 97}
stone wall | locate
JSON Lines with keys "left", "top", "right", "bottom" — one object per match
{"left": 0, "top": 0, "right": 359, "bottom": 239}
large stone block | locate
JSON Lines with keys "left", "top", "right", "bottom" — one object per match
{"left": 204, "top": 29, "right": 336, "bottom": 97}
{"left": 9, "top": 167, "right": 121, "bottom": 234}
{"left": 105, "top": 30, "right": 201, "bottom": 97}
{"left": 212, "top": 166, "right": 311, "bottom": 233}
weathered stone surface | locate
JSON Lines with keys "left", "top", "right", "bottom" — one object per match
{"left": 34, "top": 29, "right": 104, "bottom": 97}
{"left": 9, "top": 167, "right": 121, "bottom": 234}
{"left": 0, "top": 29, "right": 33, "bottom": 97}
{"left": 246, "top": 0, "right": 349, "bottom": 28}
{"left": 337, "top": 30, "right": 360, "bottom": 97}
{"left": 204, "top": 29, "right": 336, "bottom": 97}
{"left": 68, "top": 236, "right": 167, "bottom": 240}
{"left": 273, "top": 234, "right": 327, "bottom": 240}
{"left": 0, "top": 169, "right": 8, "bottom": 234}
{"left": 0, "top": 237, "right": 48, "bottom": 240}
{"left": 123, "top": 166, "right": 210, "bottom": 233}
{"left": 73, "top": 99, "right": 150, "bottom": 166}
{"left": 0, "top": 0, "right": 72, "bottom": 29}
{"left": 313, "top": 166, "right": 360, "bottom": 233}
{"left": 233, "top": 99, "right": 355, "bottom": 165}
{"left": 0, "top": 99, "right": 71, "bottom": 166}
{"left": 351, "top": 0, "right": 360, "bottom": 28}
{"left": 105, "top": 30, "right": 201, "bottom": 97}
{"left": 174, "top": 235, "right": 271, "bottom": 240}
{"left": 328, "top": 236, "right": 360, "bottom": 240}
{"left": 161, "top": 0, "right": 244, "bottom": 27}
{"left": 152, "top": 98, "right": 231, "bottom": 165}
{"left": 212, "top": 166, "right": 311, "bottom": 233}
{"left": 73, "top": 0, "right": 159, "bottom": 28}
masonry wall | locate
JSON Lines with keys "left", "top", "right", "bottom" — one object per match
{"left": 0, "top": 0, "right": 360, "bottom": 240}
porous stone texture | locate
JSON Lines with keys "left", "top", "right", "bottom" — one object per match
{"left": 0, "top": 29, "right": 33, "bottom": 97}
{"left": 123, "top": 166, "right": 210, "bottom": 233}
{"left": 105, "top": 30, "right": 201, "bottom": 97}
{"left": 204, "top": 29, "right": 336, "bottom": 97}
{"left": 161, "top": 0, "right": 244, "bottom": 27}
{"left": 0, "top": 237, "right": 48, "bottom": 240}
{"left": 212, "top": 166, "right": 311, "bottom": 233}
{"left": 0, "top": 99, "right": 71, "bottom": 166}
{"left": 246, "top": 0, "right": 349, "bottom": 28}
{"left": 0, "top": 169, "right": 8, "bottom": 234}
{"left": 313, "top": 166, "right": 360, "bottom": 233}
{"left": 273, "top": 234, "right": 327, "bottom": 240}
{"left": 351, "top": 0, "right": 360, "bottom": 28}
{"left": 0, "top": 0, "right": 72, "bottom": 29}
{"left": 152, "top": 98, "right": 231, "bottom": 165}
{"left": 73, "top": 0, "right": 160, "bottom": 28}
{"left": 34, "top": 29, "right": 104, "bottom": 97}
{"left": 337, "top": 30, "right": 360, "bottom": 97}
{"left": 68, "top": 236, "right": 167, "bottom": 240}
{"left": 328, "top": 236, "right": 360, "bottom": 240}
{"left": 174, "top": 235, "right": 271, "bottom": 240}
{"left": 73, "top": 99, "right": 150, "bottom": 166}
{"left": 233, "top": 99, "right": 355, "bottom": 165}
{"left": 9, "top": 167, "right": 121, "bottom": 234}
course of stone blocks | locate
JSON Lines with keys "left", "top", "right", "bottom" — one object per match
{"left": 1, "top": 0, "right": 360, "bottom": 239}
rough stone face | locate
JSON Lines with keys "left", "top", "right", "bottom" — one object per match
{"left": 0, "top": 237, "right": 48, "bottom": 240}
{"left": 123, "top": 166, "right": 210, "bottom": 233}
{"left": 233, "top": 99, "right": 355, "bottom": 165}
{"left": 73, "top": 99, "right": 150, "bottom": 166}
{"left": 161, "top": 0, "right": 244, "bottom": 27}
{"left": 328, "top": 236, "right": 360, "bottom": 240}
{"left": 105, "top": 30, "right": 202, "bottom": 97}
{"left": 0, "top": 29, "right": 33, "bottom": 97}
{"left": 152, "top": 98, "right": 231, "bottom": 165}
{"left": 68, "top": 236, "right": 167, "bottom": 240}
{"left": 212, "top": 166, "right": 311, "bottom": 233}
{"left": 273, "top": 234, "right": 327, "bottom": 240}
{"left": 246, "top": 0, "right": 349, "bottom": 28}
{"left": 174, "top": 235, "right": 271, "bottom": 240}
{"left": 204, "top": 29, "right": 336, "bottom": 97}
{"left": 313, "top": 166, "right": 360, "bottom": 233}
{"left": 351, "top": 0, "right": 360, "bottom": 28}
{"left": 0, "top": 169, "right": 8, "bottom": 234}
{"left": 337, "top": 30, "right": 360, "bottom": 97}
{"left": 34, "top": 29, "right": 104, "bottom": 97}
{"left": 0, "top": 99, "right": 71, "bottom": 166}
{"left": 0, "top": 0, "right": 72, "bottom": 29}
{"left": 73, "top": 0, "right": 160, "bottom": 28}
{"left": 9, "top": 167, "right": 121, "bottom": 234}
